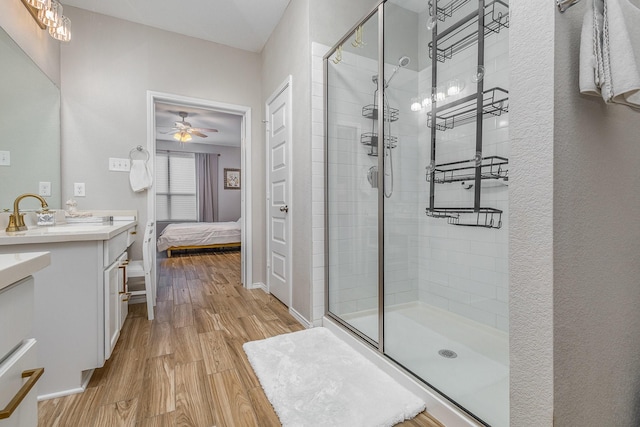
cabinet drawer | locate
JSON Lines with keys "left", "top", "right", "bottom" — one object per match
{"left": 0, "top": 339, "right": 39, "bottom": 427}
{"left": 0, "top": 278, "right": 33, "bottom": 362}
{"left": 104, "top": 230, "right": 128, "bottom": 267}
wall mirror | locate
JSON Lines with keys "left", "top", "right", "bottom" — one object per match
{"left": 0, "top": 25, "right": 61, "bottom": 211}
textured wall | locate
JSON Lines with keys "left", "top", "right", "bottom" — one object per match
{"left": 509, "top": 1, "right": 555, "bottom": 425}
{"left": 553, "top": 3, "right": 640, "bottom": 425}
{"left": 60, "top": 7, "right": 264, "bottom": 276}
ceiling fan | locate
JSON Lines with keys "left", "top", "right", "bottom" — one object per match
{"left": 160, "top": 111, "right": 218, "bottom": 142}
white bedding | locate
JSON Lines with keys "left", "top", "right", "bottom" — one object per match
{"left": 157, "top": 221, "right": 241, "bottom": 252}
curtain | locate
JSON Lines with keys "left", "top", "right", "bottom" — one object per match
{"left": 196, "top": 153, "right": 218, "bottom": 222}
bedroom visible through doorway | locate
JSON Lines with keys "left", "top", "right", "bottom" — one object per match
{"left": 147, "top": 91, "right": 253, "bottom": 288}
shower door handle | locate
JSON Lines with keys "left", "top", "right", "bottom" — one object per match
{"left": 280, "top": 205, "right": 289, "bottom": 213}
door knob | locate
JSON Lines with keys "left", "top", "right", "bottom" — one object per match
{"left": 280, "top": 205, "right": 289, "bottom": 213}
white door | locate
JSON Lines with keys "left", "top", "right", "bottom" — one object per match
{"left": 266, "top": 78, "right": 292, "bottom": 306}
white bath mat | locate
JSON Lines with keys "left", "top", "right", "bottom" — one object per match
{"left": 242, "top": 327, "right": 426, "bottom": 427}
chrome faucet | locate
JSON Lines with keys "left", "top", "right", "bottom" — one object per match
{"left": 6, "top": 193, "right": 49, "bottom": 232}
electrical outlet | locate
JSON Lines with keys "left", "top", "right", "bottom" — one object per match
{"left": 74, "top": 182, "right": 85, "bottom": 197}
{"left": 39, "top": 182, "right": 51, "bottom": 197}
{"left": 109, "top": 157, "right": 131, "bottom": 172}
{"left": 0, "top": 151, "right": 9, "bottom": 166}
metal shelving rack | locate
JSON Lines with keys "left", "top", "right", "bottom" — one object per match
{"left": 361, "top": 103, "right": 399, "bottom": 157}
{"left": 426, "top": 0, "right": 509, "bottom": 229}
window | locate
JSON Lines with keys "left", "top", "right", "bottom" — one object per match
{"left": 156, "top": 151, "right": 197, "bottom": 221}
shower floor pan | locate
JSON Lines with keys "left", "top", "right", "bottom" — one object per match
{"left": 343, "top": 302, "right": 508, "bottom": 427}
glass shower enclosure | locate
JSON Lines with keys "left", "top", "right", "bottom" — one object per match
{"left": 325, "top": 1, "right": 509, "bottom": 425}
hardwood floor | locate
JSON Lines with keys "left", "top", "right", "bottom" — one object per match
{"left": 38, "top": 250, "right": 443, "bottom": 427}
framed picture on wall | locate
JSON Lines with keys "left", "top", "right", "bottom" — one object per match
{"left": 224, "top": 168, "right": 241, "bottom": 190}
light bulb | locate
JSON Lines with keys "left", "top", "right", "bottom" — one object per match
{"left": 410, "top": 97, "right": 422, "bottom": 112}
{"left": 426, "top": 16, "right": 437, "bottom": 31}
{"left": 49, "top": 15, "right": 71, "bottom": 42}
{"left": 38, "top": 0, "right": 62, "bottom": 28}
{"left": 446, "top": 79, "right": 465, "bottom": 96}
{"left": 422, "top": 96, "right": 432, "bottom": 109}
{"left": 26, "top": 0, "right": 48, "bottom": 10}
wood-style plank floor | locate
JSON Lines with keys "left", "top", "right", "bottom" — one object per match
{"left": 38, "top": 250, "right": 443, "bottom": 426}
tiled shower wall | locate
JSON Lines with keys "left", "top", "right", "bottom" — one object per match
{"left": 416, "top": 7, "right": 509, "bottom": 332}
{"left": 316, "top": 2, "right": 509, "bottom": 333}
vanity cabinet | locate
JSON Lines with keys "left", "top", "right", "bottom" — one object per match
{"left": 0, "top": 222, "right": 136, "bottom": 400}
{"left": 0, "top": 253, "right": 50, "bottom": 427}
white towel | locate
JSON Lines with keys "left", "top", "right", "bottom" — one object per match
{"left": 602, "top": 0, "right": 640, "bottom": 109}
{"left": 579, "top": 0, "right": 602, "bottom": 96}
{"left": 581, "top": 0, "right": 640, "bottom": 110}
{"left": 129, "top": 159, "right": 152, "bottom": 192}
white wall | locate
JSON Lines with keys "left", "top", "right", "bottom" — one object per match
{"left": 509, "top": 1, "right": 555, "bottom": 424}
{"left": 552, "top": 3, "right": 640, "bottom": 426}
{"left": 60, "top": 8, "right": 264, "bottom": 281}
{"left": 261, "top": 0, "right": 313, "bottom": 319}
{"left": 0, "top": 0, "right": 60, "bottom": 85}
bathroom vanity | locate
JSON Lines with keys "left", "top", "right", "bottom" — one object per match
{"left": 0, "top": 252, "right": 50, "bottom": 426}
{"left": 0, "top": 218, "right": 137, "bottom": 400}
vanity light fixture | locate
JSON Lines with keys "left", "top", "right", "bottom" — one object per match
{"left": 20, "top": 0, "right": 72, "bottom": 42}
{"left": 174, "top": 131, "right": 193, "bottom": 143}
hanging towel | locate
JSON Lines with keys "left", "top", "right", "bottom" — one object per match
{"left": 579, "top": 0, "right": 605, "bottom": 96}
{"left": 602, "top": 0, "right": 640, "bottom": 109}
{"left": 580, "top": 0, "right": 640, "bottom": 110}
{"left": 129, "top": 159, "right": 152, "bottom": 192}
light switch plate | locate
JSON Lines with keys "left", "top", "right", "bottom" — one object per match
{"left": 39, "top": 182, "right": 51, "bottom": 197}
{"left": 74, "top": 182, "right": 85, "bottom": 197}
{"left": 109, "top": 157, "right": 131, "bottom": 172}
{"left": 0, "top": 151, "right": 9, "bottom": 166}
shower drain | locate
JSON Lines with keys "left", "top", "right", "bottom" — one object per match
{"left": 438, "top": 349, "right": 458, "bottom": 359}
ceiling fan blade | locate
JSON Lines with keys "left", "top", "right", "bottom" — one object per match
{"left": 158, "top": 129, "right": 178, "bottom": 134}
{"left": 190, "top": 130, "right": 208, "bottom": 138}
{"left": 193, "top": 127, "right": 219, "bottom": 133}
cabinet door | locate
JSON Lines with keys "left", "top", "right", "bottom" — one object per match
{"left": 0, "top": 339, "right": 38, "bottom": 427}
{"left": 103, "top": 263, "right": 120, "bottom": 361}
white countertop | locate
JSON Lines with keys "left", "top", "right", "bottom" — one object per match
{"left": 0, "top": 252, "right": 51, "bottom": 291}
{"left": 0, "top": 221, "right": 137, "bottom": 246}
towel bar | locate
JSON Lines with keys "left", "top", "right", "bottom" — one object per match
{"left": 557, "top": 0, "right": 581, "bottom": 12}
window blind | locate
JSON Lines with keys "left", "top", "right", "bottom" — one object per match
{"left": 156, "top": 151, "right": 197, "bottom": 221}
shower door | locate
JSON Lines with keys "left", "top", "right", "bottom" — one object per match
{"left": 382, "top": 1, "right": 510, "bottom": 426}
{"left": 325, "top": 9, "right": 381, "bottom": 344}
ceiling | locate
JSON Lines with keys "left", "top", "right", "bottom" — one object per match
{"left": 155, "top": 103, "right": 242, "bottom": 147}
{"left": 60, "top": 0, "right": 292, "bottom": 52}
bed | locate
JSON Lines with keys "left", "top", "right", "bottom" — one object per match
{"left": 157, "top": 220, "right": 241, "bottom": 257}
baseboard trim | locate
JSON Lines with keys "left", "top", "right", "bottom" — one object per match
{"left": 289, "top": 307, "right": 312, "bottom": 329}
{"left": 38, "top": 385, "right": 86, "bottom": 401}
{"left": 247, "top": 282, "right": 267, "bottom": 292}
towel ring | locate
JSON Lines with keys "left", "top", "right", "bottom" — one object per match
{"left": 129, "top": 145, "right": 150, "bottom": 161}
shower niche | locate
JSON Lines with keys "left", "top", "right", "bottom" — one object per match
{"left": 425, "top": 0, "right": 510, "bottom": 229}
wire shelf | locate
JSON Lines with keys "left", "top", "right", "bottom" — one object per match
{"left": 428, "top": 0, "right": 472, "bottom": 22}
{"left": 361, "top": 132, "right": 397, "bottom": 156}
{"left": 428, "top": 0, "right": 509, "bottom": 63}
{"left": 361, "top": 105, "right": 399, "bottom": 122}
{"left": 425, "top": 207, "right": 503, "bottom": 229}
{"left": 426, "top": 87, "right": 508, "bottom": 131}
{"left": 427, "top": 155, "right": 508, "bottom": 183}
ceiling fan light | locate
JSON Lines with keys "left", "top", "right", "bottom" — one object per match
{"left": 173, "top": 131, "right": 192, "bottom": 142}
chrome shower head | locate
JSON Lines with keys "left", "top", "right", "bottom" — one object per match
{"left": 398, "top": 56, "right": 411, "bottom": 68}
{"left": 385, "top": 55, "right": 411, "bottom": 87}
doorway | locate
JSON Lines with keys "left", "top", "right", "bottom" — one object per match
{"left": 147, "top": 91, "right": 253, "bottom": 288}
